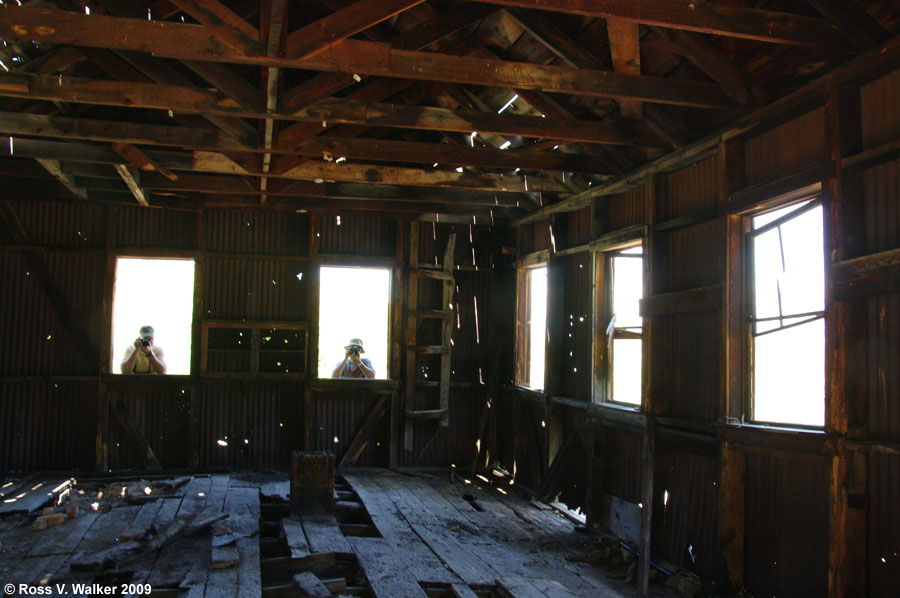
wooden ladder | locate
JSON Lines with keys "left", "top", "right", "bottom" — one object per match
{"left": 405, "top": 223, "right": 456, "bottom": 434}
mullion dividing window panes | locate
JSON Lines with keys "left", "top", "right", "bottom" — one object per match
{"left": 749, "top": 199, "right": 825, "bottom": 427}
{"left": 609, "top": 246, "right": 643, "bottom": 405}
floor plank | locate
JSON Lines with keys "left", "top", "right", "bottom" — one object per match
{"left": 301, "top": 508, "right": 351, "bottom": 554}
{"left": 348, "top": 536, "right": 429, "bottom": 598}
{"left": 345, "top": 474, "right": 457, "bottom": 584}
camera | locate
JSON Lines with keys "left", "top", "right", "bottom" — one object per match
{"left": 141, "top": 338, "right": 152, "bottom": 347}
{"left": 349, "top": 347, "right": 360, "bottom": 357}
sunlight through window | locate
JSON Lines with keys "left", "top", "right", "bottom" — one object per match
{"left": 528, "top": 267, "right": 547, "bottom": 390}
{"left": 112, "top": 258, "right": 195, "bottom": 375}
{"left": 318, "top": 267, "right": 391, "bottom": 379}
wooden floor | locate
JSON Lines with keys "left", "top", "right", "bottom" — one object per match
{"left": 0, "top": 470, "right": 645, "bottom": 598}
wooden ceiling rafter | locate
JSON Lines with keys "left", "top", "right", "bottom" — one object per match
{"left": 472, "top": 0, "right": 842, "bottom": 46}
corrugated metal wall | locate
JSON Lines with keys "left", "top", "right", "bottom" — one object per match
{"left": 204, "top": 258, "right": 307, "bottom": 321}
{"left": 117, "top": 205, "right": 197, "bottom": 248}
{"left": 663, "top": 156, "right": 720, "bottom": 220}
{"left": 108, "top": 386, "right": 192, "bottom": 470}
{"left": 744, "top": 108, "right": 827, "bottom": 185}
{"left": 207, "top": 210, "right": 307, "bottom": 254}
{"left": 604, "top": 185, "right": 647, "bottom": 232}
{"left": 744, "top": 454, "right": 829, "bottom": 597}
{"left": 558, "top": 253, "right": 592, "bottom": 400}
{"left": 867, "top": 453, "right": 900, "bottom": 597}
{"left": 0, "top": 381, "right": 96, "bottom": 471}
{"left": 860, "top": 69, "right": 900, "bottom": 151}
{"left": 318, "top": 214, "right": 396, "bottom": 257}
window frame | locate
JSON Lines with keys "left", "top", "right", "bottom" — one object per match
{"left": 594, "top": 242, "right": 645, "bottom": 408}
{"left": 515, "top": 263, "right": 548, "bottom": 391}
{"left": 730, "top": 189, "right": 826, "bottom": 429}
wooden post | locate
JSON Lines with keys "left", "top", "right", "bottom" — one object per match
{"left": 637, "top": 416, "right": 655, "bottom": 597}
{"left": 95, "top": 381, "right": 109, "bottom": 472}
{"left": 190, "top": 208, "right": 207, "bottom": 468}
{"left": 823, "top": 82, "right": 867, "bottom": 598}
{"left": 718, "top": 441, "right": 745, "bottom": 589}
{"left": 291, "top": 450, "right": 334, "bottom": 513}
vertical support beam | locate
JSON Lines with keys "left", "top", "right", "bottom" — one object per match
{"left": 404, "top": 222, "right": 419, "bottom": 451}
{"left": 718, "top": 441, "right": 746, "bottom": 588}
{"left": 305, "top": 215, "right": 321, "bottom": 452}
{"left": 99, "top": 205, "right": 118, "bottom": 374}
{"left": 823, "top": 82, "right": 867, "bottom": 598}
{"left": 391, "top": 219, "right": 405, "bottom": 380}
{"left": 190, "top": 208, "right": 207, "bottom": 469}
{"left": 439, "top": 233, "right": 456, "bottom": 427}
{"left": 719, "top": 138, "right": 747, "bottom": 590}
{"left": 95, "top": 381, "right": 109, "bottom": 473}
{"left": 637, "top": 416, "right": 655, "bottom": 597}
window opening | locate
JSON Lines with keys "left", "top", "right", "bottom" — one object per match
{"left": 317, "top": 266, "right": 390, "bottom": 379}
{"left": 609, "top": 246, "right": 643, "bottom": 405}
{"left": 748, "top": 199, "right": 824, "bottom": 427}
{"left": 112, "top": 258, "right": 195, "bottom": 375}
{"left": 528, "top": 267, "right": 548, "bottom": 390}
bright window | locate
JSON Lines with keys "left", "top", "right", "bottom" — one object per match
{"left": 749, "top": 200, "right": 825, "bottom": 427}
{"left": 112, "top": 258, "right": 195, "bottom": 374}
{"left": 609, "top": 246, "right": 643, "bottom": 405}
{"left": 317, "top": 266, "right": 391, "bottom": 379}
{"left": 528, "top": 266, "right": 548, "bottom": 390}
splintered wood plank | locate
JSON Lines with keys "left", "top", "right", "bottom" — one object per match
{"left": 373, "top": 477, "right": 494, "bottom": 585}
{"left": 281, "top": 516, "right": 312, "bottom": 559}
{"left": 0, "top": 479, "right": 71, "bottom": 515}
{"left": 204, "top": 486, "right": 260, "bottom": 598}
{"left": 301, "top": 508, "right": 352, "bottom": 554}
{"left": 129, "top": 497, "right": 185, "bottom": 584}
{"left": 344, "top": 475, "right": 456, "bottom": 583}
{"left": 451, "top": 583, "right": 480, "bottom": 598}
{"left": 293, "top": 571, "right": 331, "bottom": 598}
{"left": 70, "top": 504, "right": 142, "bottom": 561}
{"left": 528, "top": 578, "right": 579, "bottom": 598}
{"left": 145, "top": 480, "right": 213, "bottom": 589}
{"left": 348, "top": 536, "right": 429, "bottom": 598}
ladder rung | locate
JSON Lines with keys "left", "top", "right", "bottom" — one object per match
{"left": 410, "top": 309, "right": 452, "bottom": 319}
{"left": 411, "top": 270, "right": 454, "bottom": 281}
{"left": 411, "top": 345, "right": 448, "bottom": 354}
{"left": 405, "top": 409, "right": 448, "bottom": 419}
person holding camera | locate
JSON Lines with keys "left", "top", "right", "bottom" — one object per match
{"left": 331, "top": 338, "right": 374, "bottom": 379}
{"left": 120, "top": 325, "right": 167, "bottom": 374}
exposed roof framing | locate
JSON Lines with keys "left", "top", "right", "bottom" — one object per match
{"left": 0, "top": 0, "right": 895, "bottom": 222}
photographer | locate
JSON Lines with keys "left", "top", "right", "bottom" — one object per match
{"left": 120, "top": 325, "right": 167, "bottom": 374}
{"left": 331, "top": 338, "right": 375, "bottom": 379}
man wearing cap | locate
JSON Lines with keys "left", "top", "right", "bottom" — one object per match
{"left": 120, "top": 325, "right": 167, "bottom": 374}
{"left": 331, "top": 338, "right": 375, "bottom": 379}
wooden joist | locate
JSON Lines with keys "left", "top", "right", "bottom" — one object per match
{"left": 338, "top": 394, "right": 390, "bottom": 467}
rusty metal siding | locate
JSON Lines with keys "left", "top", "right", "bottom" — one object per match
{"left": 657, "top": 311, "right": 720, "bottom": 421}
{"left": 868, "top": 453, "right": 900, "bottom": 597}
{"left": 318, "top": 215, "right": 396, "bottom": 257}
{"left": 531, "top": 219, "right": 551, "bottom": 252}
{"left": 108, "top": 386, "right": 192, "bottom": 470}
{"left": 419, "top": 222, "right": 493, "bottom": 269}
{"left": 450, "top": 270, "right": 493, "bottom": 382}
{"left": 206, "top": 210, "right": 308, "bottom": 255}
{"left": 9, "top": 200, "right": 106, "bottom": 247}
{"left": 0, "top": 251, "right": 104, "bottom": 376}
{"left": 663, "top": 220, "right": 724, "bottom": 292}
{"left": 664, "top": 156, "right": 720, "bottom": 220}
{"left": 862, "top": 159, "right": 900, "bottom": 254}
{"left": 559, "top": 253, "right": 592, "bottom": 400}
{"left": 0, "top": 381, "right": 96, "bottom": 472}
{"left": 745, "top": 108, "right": 827, "bottom": 185}
{"left": 744, "top": 453, "right": 829, "bottom": 598}
{"left": 197, "top": 381, "right": 301, "bottom": 469}
{"left": 566, "top": 207, "right": 592, "bottom": 248}
{"left": 116, "top": 205, "right": 197, "bottom": 248}
{"left": 204, "top": 258, "right": 307, "bottom": 321}
{"left": 860, "top": 68, "right": 900, "bottom": 150}
{"left": 867, "top": 292, "right": 900, "bottom": 442}
{"left": 598, "top": 425, "right": 642, "bottom": 503}
{"left": 312, "top": 390, "right": 387, "bottom": 467}
{"left": 605, "top": 184, "right": 648, "bottom": 232}
{"left": 653, "top": 450, "right": 720, "bottom": 578}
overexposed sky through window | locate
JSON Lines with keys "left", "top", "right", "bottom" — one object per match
{"left": 528, "top": 267, "right": 547, "bottom": 390}
{"left": 112, "top": 258, "right": 195, "bottom": 375}
{"left": 318, "top": 266, "right": 391, "bottom": 378}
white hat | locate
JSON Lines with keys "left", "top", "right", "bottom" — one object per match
{"left": 344, "top": 338, "right": 365, "bottom": 353}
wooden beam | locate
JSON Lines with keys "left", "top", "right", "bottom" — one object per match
{"left": 473, "top": 0, "right": 840, "bottom": 46}
{"left": 35, "top": 158, "right": 87, "bottom": 200}
{"left": 651, "top": 27, "right": 766, "bottom": 108}
{"left": 291, "top": 98, "right": 667, "bottom": 147}
{"left": 806, "top": 0, "right": 891, "bottom": 49}
{"left": 113, "top": 163, "right": 149, "bottom": 206}
{"left": 109, "top": 390, "right": 163, "bottom": 470}
{"left": 606, "top": 19, "right": 642, "bottom": 119}
{"left": 639, "top": 285, "right": 721, "bottom": 317}
{"left": 338, "top": 395, "right": 390, "bottom": 468}
{"left": 286, "top": 0, "right": 426, "bottom": 60}
{"left": 0, "top": 9, "right": 735, "bottom": 109}
{"left": 275, "top": 136, "right": 619, "bottom": 175}
{"left": 0, "top": 200, "right": 100, "bottom": 371}
{"left": 111, "top": 142, "right": 178, "bottom": 180}
{"left": 168, "top": 0, "right": 261, "bottom": 55}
